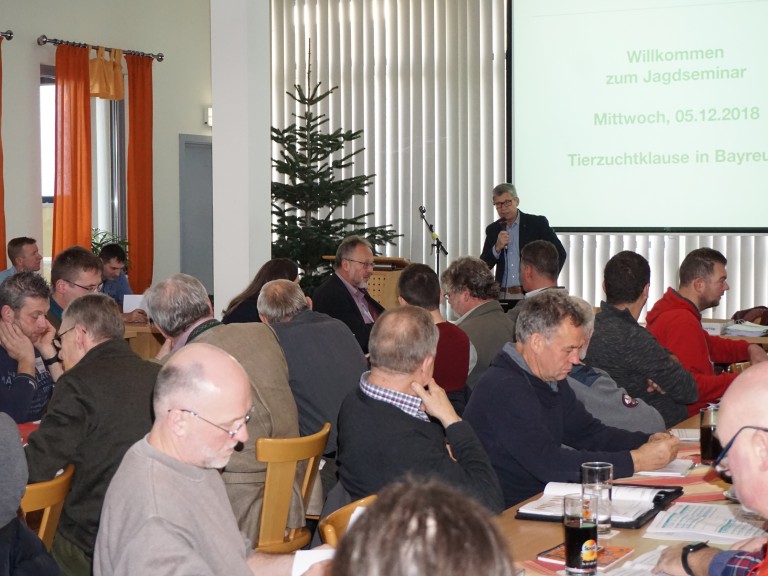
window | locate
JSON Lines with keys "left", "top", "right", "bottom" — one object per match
{"left": 38, "top": 63, "right": 128, "bottom": 266}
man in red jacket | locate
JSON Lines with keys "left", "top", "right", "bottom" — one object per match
{"left": 646, "top": 247, "right": 767, "bottom": 416}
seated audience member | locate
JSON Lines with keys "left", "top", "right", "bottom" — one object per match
{"left": 568, "top": 297, "right": 666, "bottom": 434}
{"left": 585, "top": 251, "right": 698, "bottom": 427}
{"left": 397, "top": 263, "right": 472, "bottom": 414}
{"left": 25, "top": 294, "right": 160, "bottom": 574}
{"left": 144, "top": 273, "right": 304, "bottom": 542}
{"left": 94, "top": 344, "right": 298, "bottom": 576}
{"left": 0, "top": 412, "right": 60, "bottom": 575}
{"left": 313, "top": 236, "right": 384, "bottom": 354}
{"left": 646, "top": 247, "right": 768, "bottom": 416}
{"left": 48, "top": 247, "right": 103, "bottom": 329}
{"left": 98, "top": 244, "right": 146, "bottom": 324}
{"left": 222, "top": 258, "right": 300, "bottom": 324}
{"left": 258, "top": 279, "right": 367, "bottom": 495}
{"left": 336, "top": 305, "right": 503, "bottom": 514}
{"left": 654, "top": 363, "right": 768, "bottom": 576}
{"left": 332, "top": 478, "right": 515, "bottom": 576}
{"left": 441, "top": 256, "right": 515, "bottom": 391}
{"left": 0, "top": 273, "right": 62, "bottom": 423}
{"left": 463, "top": 290, "right": 679, "bottom": 507}
{"left": 0, "top": 237, "right": 43, "bottom": 284}
{"left": 506, "top": 240, "right": 567, "bottom": 337}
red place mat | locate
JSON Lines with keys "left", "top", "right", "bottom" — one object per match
{"left": 17, "top": 422, "right": 39, "bottom": 445}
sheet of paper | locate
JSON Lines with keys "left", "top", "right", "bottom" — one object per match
{"left": 636, "top": 459, "right": 695, "bottom": 478}
{"left": 605, "top": 545, "right": 668, "bottom": 575}
{"left": 291, "top": 549, "right": 335, "bottom": 576}
{"left": 670, "top": 429, "right": 700, "bottom": 442}
{"left": 122, "top": 294, "right": 146, "bottom": 313}
{"left": 644, "top": 503, "right": 767, "bottom": 544}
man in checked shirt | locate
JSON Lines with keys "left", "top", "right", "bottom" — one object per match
{"left": 334, "top": 305, "right": 503, "bottom": 515}
{"left": 654, "top": 362, "right": 768, "bottom": 576}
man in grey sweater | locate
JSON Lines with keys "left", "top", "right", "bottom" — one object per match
{"left": 94, "top": 344, "right": 302, "bottom": 576}
{"left": 585, "top": 251, "right": 698, "bottom": 427}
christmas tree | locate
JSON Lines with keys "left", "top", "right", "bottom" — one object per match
{"left": 271, "top": 61, "right": 399, "bottom": 294}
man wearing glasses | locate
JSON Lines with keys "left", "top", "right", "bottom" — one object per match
{"left": 313, "top": 235, "right": 385, "bottom": 354}
{"left": 480, "top": 183, "right": 566, "bottom": 300}
{"left": 653, "top": 363, "right": 768, "bottom": 576}
{"left": 25, "top": 293, "right": 160, "bottom": 575}
{"left": 47, "top": 246, "right": 103, "bottom": 328}
{"left": 95, "top": 343, "right": 300, "bottom": 576}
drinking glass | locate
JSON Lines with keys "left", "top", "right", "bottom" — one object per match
{"left": 563, "top": 493, "right": 598, "bottom": 575}
{"left": 581, "top": 461, "right": 613, "bottom": 534}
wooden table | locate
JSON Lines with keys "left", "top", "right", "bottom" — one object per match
{"left": 494, "top": 416, "right": 733, "bottom": 573}
{"left": 123, "top": 324, "right": 164, "bottom": 360}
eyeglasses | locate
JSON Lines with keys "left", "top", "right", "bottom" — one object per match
{"left": 67, "top": 280, "right": 103, "bottom": 293}
{"left": 712, "top": 425, "right": 768, "bottom": 482}
{"left": 344, "top": 258, "right": 375, "bottom": 269}
{"left": 173, "top": 408, "right": 252, "bottom": 439}
{"left": 493, "top": 199, "right": 515, "bottom": 209}
{"left": 53, "top": 325, "right": 76, "bottom": 350}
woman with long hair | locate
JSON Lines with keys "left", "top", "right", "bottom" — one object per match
{"left": 222, "top": 258, "right": 299, "bottom": 324}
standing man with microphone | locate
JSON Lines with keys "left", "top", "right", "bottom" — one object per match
{"left": 480, "top": 183, "right": 566, "bottom": 301}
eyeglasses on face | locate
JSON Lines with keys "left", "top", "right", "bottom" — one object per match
{"left": 712, "top": 424, "right": 768, "bottom": 482}
{"left": 53, "top": 325, "right": 76, "bottom": 350}
{"left": 493, "top": 199, "right": 515, "bottom": 209}
{"left": 67, "top": 280, "right": 103, "bottom": 293}
{"left": 172, "top": 408, "right": 252, "bottom": 439}
{"left": 344, "top": 258, "right": 375, "bottom": 269}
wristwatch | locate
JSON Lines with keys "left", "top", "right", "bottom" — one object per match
{"left": 42, "top": 353, "right": 60, "bottom": 367}
{"left": 681, "top": 541, "right": 708, "bottom": 576}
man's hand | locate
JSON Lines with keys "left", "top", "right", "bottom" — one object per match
{"left": 631, "top": 434, "right": 679, "bottom": 472}
{"left": 647, "top": 379, "right": 666, "bottom": 394}
{"left": 122, "top": 309, "right": 148, "bottom": 324}
{"left": 747, "top": 344, "right": 768, "bottom": 364}
{"left": 410, "top": 379, "right": 461, "bottom": 429}
{"left": 494, "top": 230, "right": 510, "bottom": 253}
{"left": 0, "top": 322, "right": 36, "bottom": 374}
{"left": 649, "top": 431, "right": 675, "bottom": 443}
{"left": 653, "top": 543, "right": 718, "bottom": 576}
{"left": 33, "top": 319, "right": 59, "bottom": 359}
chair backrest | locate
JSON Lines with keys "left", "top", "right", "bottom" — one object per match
{"left": 730, "top": 361, "right": 751, "bottom": 374}
{"left": 319, "top": 494, "right": 378, "bottom": 547}
{"left": 255, "top": 422, "right": 330, "bottom": 553}
{"left": 20, "top": 464, "right": 75, "bottom": 551}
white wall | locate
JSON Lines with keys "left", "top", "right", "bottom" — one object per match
{"left": 0, "top": 0, "right": 212, "bottom": 282}
{"left": 210, "top": 1, "right": 273, "bottom": 318}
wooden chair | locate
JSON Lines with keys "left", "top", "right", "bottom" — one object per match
{"left": 20, "top": 464, "right": 75, "bottom": 551}
{"left": 729, "top": 361, "right": 751, "bottom": 374}
{"left": 318, "top": 494, "right": 378, "bottom": 547}
{"left": 255, "top": 423, "right": 330, "bottom": 553}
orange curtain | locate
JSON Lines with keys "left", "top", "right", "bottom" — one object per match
{"left": 53, "top": 45, "right": 92, "bottom": 254}
{"left": 125, "top": 55, "right": 154, "bottom": 292}
{"left": 0, "top": 38, "right": 7, "bottom": 268}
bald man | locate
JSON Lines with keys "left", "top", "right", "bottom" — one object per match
{"left": 654, "top": 363, "right": 768, "bottom": 576}
{"left": 95, "top": 344, "right": 295, "bottom": 576}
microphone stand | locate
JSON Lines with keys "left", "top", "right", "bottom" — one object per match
{"left": 418, "top": 206, "right": 448, "bottom": 275}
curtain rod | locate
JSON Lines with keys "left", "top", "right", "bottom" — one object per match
{"left": 1, "top": 30, "right": 13, "bottom": 41}
{"left": 37, "top": 34, "right": 164, "bottom": 62}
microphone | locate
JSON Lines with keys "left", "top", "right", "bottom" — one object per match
{"left": 419, "top": 205, "right": 426, "bottom": 214}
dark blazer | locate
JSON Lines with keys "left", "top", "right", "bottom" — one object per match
{"left": 480, "top": 210, "right": 567, "bottom": 285}
{"left": 312, "top": 273, "right": 384, "bottom": 354}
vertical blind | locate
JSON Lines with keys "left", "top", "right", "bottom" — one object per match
{"left": 271, "top": 0, "right": 508, "bottom": 268}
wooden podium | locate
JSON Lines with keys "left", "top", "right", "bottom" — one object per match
{"left": 321, "top": 256, "right": 410, "bottom": 309}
